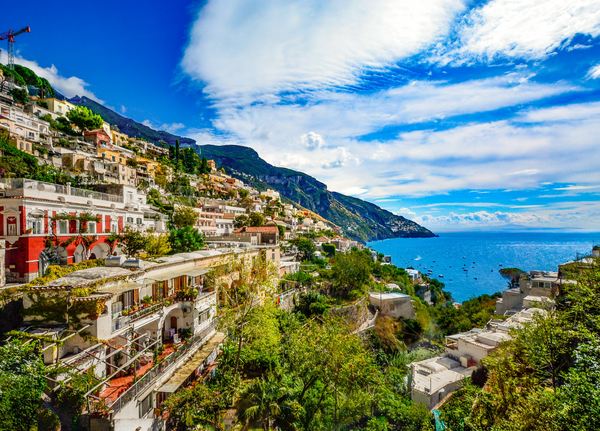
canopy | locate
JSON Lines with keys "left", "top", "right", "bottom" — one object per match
{"left": 158, "top": 332, "right": 225, "bottom": 393}
{"left": 99, "top": 282, "right": 143, "bottom": 295}
{"left": 146, "top": 266, "right": 212, "bottom": 282}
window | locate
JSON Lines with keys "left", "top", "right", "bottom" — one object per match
{"left": 7, "top": 224, "right": 16, "bottom": 236}
{"left": 119, "top": 157, "right": 122, "bottom": 163}
{"left": 59, "top": 220, "right": 68, "bottom": 234}
{"left": 19, "top": 142, "right": 24, "bottom": 150}
{"left": 26, "top": 143, "right": 30, "bottom": 151}
{"left": 101, "top": 153, "right": 106, "bottom": 158}
{"left": 29, "top": 219, "right": 43, "bottom": 234}
{"left": 28, "top": 132, "right": 34, "bottom": 139}
{"left": 127, "top": 217, "right": 134, "bottom": 223}
{"left": 88, "top": 222, "right": 96, "bottom": 234}
{"left": 112, "top": 155, "right": 116, "bottom": 162}
{"left": 140, "top": 394, "right": 152, "bottom": 418}
{"left": 111, "top": 222, "right": 118, "bottom": 233}
{"left": 136, "top": 218, "right": 143, "bottom": 225}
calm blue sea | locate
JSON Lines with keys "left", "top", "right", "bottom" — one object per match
{"left": 367, "top": 231, "right": 600, "bottom": 303}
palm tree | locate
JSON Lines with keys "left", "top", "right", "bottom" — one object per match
{"left": 235, "top": 374, "right": 290, "bottom": 430}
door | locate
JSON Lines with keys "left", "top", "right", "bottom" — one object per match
{"left": 170, "top": 316, "right": 177, "bottom": 331}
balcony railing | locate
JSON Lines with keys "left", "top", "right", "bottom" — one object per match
{"left": 0, "top": 178, "right": 124, "bottom": 203}
{"left": 112, "top": 298, "right": 174, "bottom": 332}
{"left": 107, "top": 319, "right": 218, "bottom": 415}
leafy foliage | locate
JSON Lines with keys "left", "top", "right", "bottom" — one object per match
{"left": 172, "top": 205, "right": 199, "bottom": 228}
{"left": 169, "top": 226, "right": 205, "bottom": 253}
{"left": 66, "top": 106, "right": 103, "bottom": 132}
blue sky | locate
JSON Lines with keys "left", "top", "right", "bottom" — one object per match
{"left": 3, "top": 0, "right": 600, "bottom": 232}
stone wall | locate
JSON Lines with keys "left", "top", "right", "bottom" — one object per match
{"left": 329, "top": 296, "right": 373, "bottom": 331}
{"left": 276, "top": 286, "right": 308, "bottom": 312}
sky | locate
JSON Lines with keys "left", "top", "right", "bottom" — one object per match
{"left": 3, "top": 0, "right": 600, "bottom": 232}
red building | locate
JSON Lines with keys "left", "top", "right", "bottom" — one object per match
{"left": 0, "top": 179, "right": 168, "bottom": 283}
{"left": 83, "top": 129, "right": 111, "bottom": 146}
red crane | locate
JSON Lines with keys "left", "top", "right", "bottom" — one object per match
{"left": 0, "top": 26, "right": 31, "bottom": 71}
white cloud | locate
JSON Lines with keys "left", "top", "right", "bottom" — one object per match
{"left": 445, "top": 0, "right": 600, "bottom": 62}
{"left": 8, "top": 54, "right": 104, "bottom": 103}
{"left": 395, "top": 207, "right": 417, "bottom": 218}
{"left": 414, "top": 200, "right": 600, "bottom": 230}
{"left": 300, "top": 132, "right": 324, "bottom": 151}
{"left": 142, "top": 120, "right": 185, "bottom": 134}
{"left": 587, "top": 64, "right": 600, "bottom": 79}
{"left": 182, "top": 0, "right": 467, "bottom": 101}
{"left": 341, "top": 187, "right": 369, "bottom": 196}
{"left": 121, "top": 105, "right": 127, "bottom": 114}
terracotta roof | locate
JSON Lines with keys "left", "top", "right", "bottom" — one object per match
{"left": 233, "top": 226, "right": 279, "bottom": 234}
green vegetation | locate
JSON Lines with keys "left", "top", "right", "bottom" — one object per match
{"left": 169, "top": 225, "right": 205, "bottom": 253}
{"left": 66, "top": 106, "right": 103, "bottom": 132}
{"left": 172, "top": 205, "right": 199, "bottom": 228}
{"left": 438, "top": 256, "right": 600, "bottom": 430}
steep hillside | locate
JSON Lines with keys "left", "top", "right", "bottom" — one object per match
{"left": 66, "top": 100, "right": 435, "bottom": 241}
{"left": 195, "top": 145, "right": 436, "bottom": 242}
{"left": 67, "top": 96, "right": 195, "bottom": 147}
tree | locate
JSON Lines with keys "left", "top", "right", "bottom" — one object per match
{"left": 144, "top": 233, "right": 171, "bottom": 256}
{"left": 249, "top": 212, "right": 264, "bottom": 227}
{"left": 161, "top": 384, "right": 225, "bottom": 430}
{"left": 66, "top": 106, "right": 103, "bottom": 132}
{"left": 277, "top": 224, "right": 285, "bottom": 239}
{"left": 238, "top": 188, "right": 249, "bottom": 198}
{"left": 331, "top": 249, "right": 372, "bottom": 297}
{"left": 175, "top": 139, "right": 180, "bottom": 164}
{"left": 10, "top": 88, "right": 29, "bottom": 105}
{"left": 169, "top": 226, "right": 205, "bottom": 253}
{"left": 172, "top": 206, "right": 199, "bottom": 229}
{"left": 233, "top": 214, "right": 250, "bottom": 229}
{"left": 236, "top": 374, "right": 292, "bottom": 430}
{"left": 0, "top": 340, "right": 46, "bottom": 431}
{"left": 213, "top": 253, "right": 278, "bottom": 375}
{"left": 322, "top": 243, "right": 336, "bottom": 257}
{"left": 119, "top": 226, "right": 147, "bottom": 257}
{"left": 291, "top": 237, "right": 316, "bottom": 261}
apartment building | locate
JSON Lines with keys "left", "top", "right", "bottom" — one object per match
{"left": 16, "top": 250, "right": 245, "bottom": 431}
{"left": 409, "top": 308, "right": 545, "bottom": 409}
{"left": 495, "top": 270, "right": 561, "bottom": 315}
{"left": 0, "top": 178, "right": 168, "bottom": 282}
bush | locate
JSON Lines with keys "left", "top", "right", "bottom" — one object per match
{"left": 37, "top": 409, "right": 60, "bottom": 431}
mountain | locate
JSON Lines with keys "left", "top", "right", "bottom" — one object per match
{"left": 67, "top": 96, "right": 195, "bottom": 147}
{"left": 70, "top": 98, "right": 435, "bottom": 242}
{"left": 193, "top": 145, "right": 436, "bottom": 242}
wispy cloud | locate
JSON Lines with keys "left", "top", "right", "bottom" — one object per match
{"left": 6, "top": 53, "right": 104, "bottom": 103}
{"left": 182, "top": 0, "right": 467, "bottom": 102}
{"left": 440, "top": 0, "right": 600, "bottom": 63}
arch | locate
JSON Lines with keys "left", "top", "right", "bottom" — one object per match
{"left": 90, "top": 242, "right": 110, "bottom": 260}
{"left": 38, "top": 246, "right": 67, "bottom": 276}
{"left": 73, "top": 244, "right": 86, "bottom": 263}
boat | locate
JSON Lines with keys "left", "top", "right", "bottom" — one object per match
{"left": 439, "top": 274, "right": 444, "bottom": 278}
{"left": 474, "top": 277, "right": 477, "bottom": 280}
{"left": 499, "top": 264, "right": 503, "bottom": 266}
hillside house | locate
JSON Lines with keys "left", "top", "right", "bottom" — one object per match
{"left": 0, "top": 178, "right": 167, "bottom": 283}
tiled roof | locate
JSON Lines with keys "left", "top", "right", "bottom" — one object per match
{"left": 233, "top": 226, "right": 279, "bottom": 234}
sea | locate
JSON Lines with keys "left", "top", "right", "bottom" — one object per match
{"left": 367, "top": 231, "right": 600, "bottom": 303}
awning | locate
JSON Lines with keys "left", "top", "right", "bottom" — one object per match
{"left": 158, "top": 332, "right": 225, "bottom": 393}
{"left": 146, "top": 266, "right": 212, "bottom": 282}
{"left": 99, "top": 283, "right": 144, "bottom": 295}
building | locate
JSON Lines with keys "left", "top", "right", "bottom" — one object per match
{"left": 206, "top": 159, "right": 217, "bottom": 173}
{"left": 14, "top": 250, "right": 248, "bottom": 431}
{"left": 263, "top": 189, "right": 280, "bottom": 201}
{"left": 0, "top": 102, "right": 51, "bottom": 148}
{"left": 39, "top": 98, "right": 76, "bottom": 116}
{"left": 495, "top": 270, "right": 560, "bottom": 315}
{"left": 0, "top": 178, "right": 168, "bottom": 283}
{"left": 232, "top": 226, "right": 279, "bottom": 245}
{"left": 111, "top": 130, "right": 129, "bottom": 147}
{"left": 84, "top": 129, "right": 111, "bottom": 146}
{"left": 406, "top": 269, "right": 421, "bottom": 281}
{"left": 368, "top": 292, "right": 417, "bottom": 319}
{"left": 409, "top": 308, "right": 545, "bottom": 409}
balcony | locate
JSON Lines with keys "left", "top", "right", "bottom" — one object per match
{"left": 103, "top": 319, "right": 218, "bottom": 415}
{"left": 0, "top": 178, "right": 124, "bottom": 203}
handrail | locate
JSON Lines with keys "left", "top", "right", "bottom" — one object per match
{"left": 107, "top": 319, "right": 218, "bottom": 414}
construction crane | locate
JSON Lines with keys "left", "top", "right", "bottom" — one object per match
{"left": 0, "top": 26, "right": 31, "bottom": 71}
